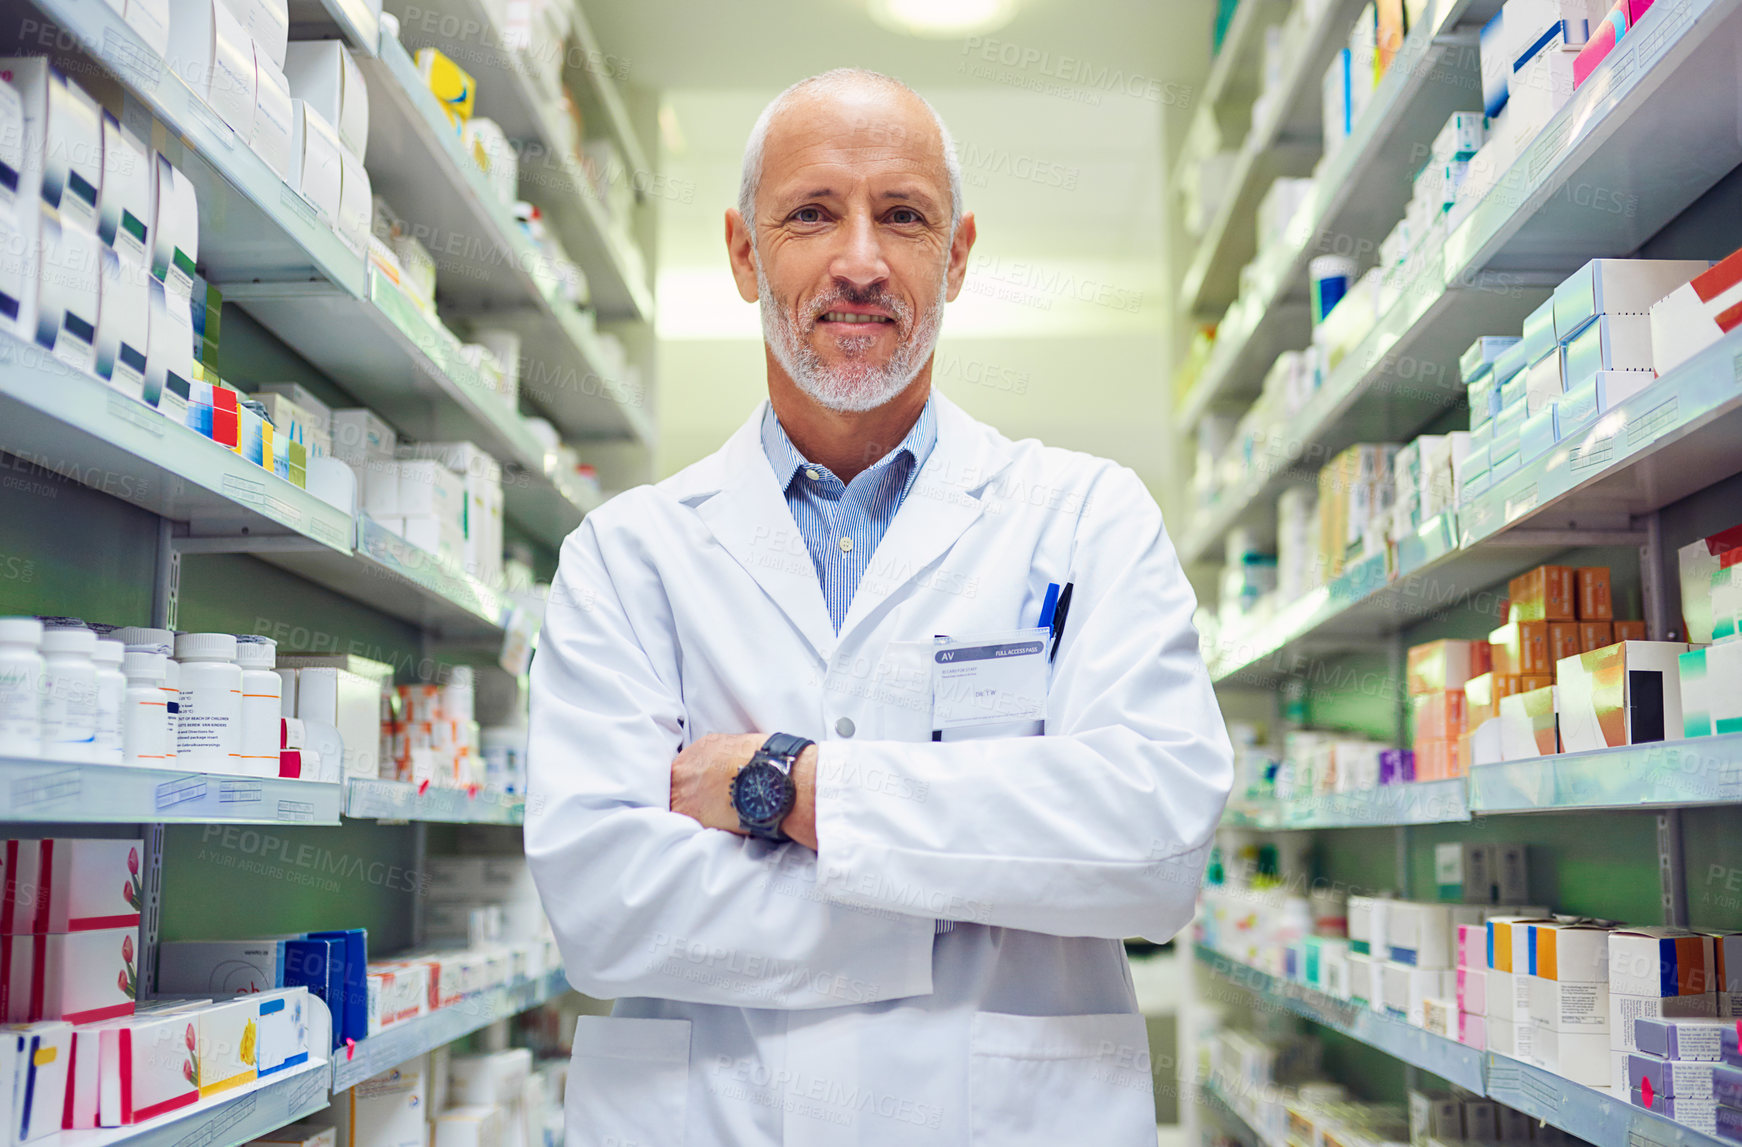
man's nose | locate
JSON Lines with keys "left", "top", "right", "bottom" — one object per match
{"left": 829, "top": 211, "right": 890, "bottom": 291}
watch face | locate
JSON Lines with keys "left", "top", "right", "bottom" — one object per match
{"left": 735, "top": 761, "right": 790, "bottom": 824}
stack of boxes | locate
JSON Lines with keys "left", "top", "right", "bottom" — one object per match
{"left": 281, "top": 39, "right": 370, "bottom": 254}
{"left": 1650, "top": 245, "right": 1742, "bottom": 376}
{"left": 0, "top": 838, "right": 142, "bottom": 1026}
{"left": 276, "top": 651, "right": 390, "bottom": 781}
{"left": 165, "top": 0, "right": 295, "bottom": 183}
{"left": 1456, "top": 922, "right": 1488, "bottom": 1048}
{"left": 1408, "top": 639, "right": 1488, "bottom": 780}
{"left": 1460, "top": 259, "right": 1713, "bottom": 504}
{"left": 1390, "top": 431, "right": 1472, "bottom": 541}
{"left": 1317, "top": 443, "right": 1401, "bottom": 583}
{"left": 1610, "top": 927, "right": 1722, "bottom": 1104}
{"left": 1678, "top": 514, "right": 1742, "bottom": 740}
{"left": 384, "top": 669, "right": 481, "bottom": 790}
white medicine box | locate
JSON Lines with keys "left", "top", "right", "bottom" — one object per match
{"left": 282, "top": 41, "right": 369, "bottom": 161}
{"left": 123, "top": 0, "right": 171, "bottom": 57}
{"left": 0, "top": 79, "right": 21, "bottom": 221}
{"left": 0, "top": 60, "right": 104, "bottom": 232}
{"left": 166, "top": 0, "right": 258, "bottom": 144}
{"left": 98, "top": 113, "right": 152, "bottom": 264}
{"left": 150, "top": 153, "right": 199, "bottom": 297}
{"left": 38, "top": 205, "right": 101, "bottom": 373}
{"left": 145, "top": 276, "right": 195, "bottom": 411}
{"left": 252, "top": 46, "right": 296, "bottom": 182}
{"left": 217, "top": 0, "right": 288, "bottom": 70}
{"left": 97, "top": 249, "right": 151, "bottom": 401}
{"left": 287, "top": 99, "right": 342, "bottom": 225}
{"left": 337, "top": 145, "right": 370, "bottom": 257}
{"left": 345, "top": 1057, "right": 429, "bottom": 1147}
{"left": 2, "top": 1021, "right": 73, "bottom": 1143}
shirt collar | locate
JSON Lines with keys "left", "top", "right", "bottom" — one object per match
{"left": 760, "top": 394, "right": 938, "bottom": 494}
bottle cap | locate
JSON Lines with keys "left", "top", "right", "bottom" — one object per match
{"left": 92, "top": 639, "right": 125, "bottom": 666}
{"left": 234, "top": 635, "right": 277, "bottom": 669}
{"left": 0, "top": 617, "right": 44, "bottom": 645}
{"left": 115, "top": 626, "right": 175, "bottom": 654}
{"left": 41, "top": 627, "right": 97, "bottom": 654}
{"left": 122, "top": 651, "right": 167, "bottom": 682}
{"left": 174, "top": 632, "right": 238, "bottom": 662}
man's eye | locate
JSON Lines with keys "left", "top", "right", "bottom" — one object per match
{"left": 889, "top": 208, "right": 922, "bottom": 225}
{"left": 792, "top": 207, "right": 825, "bottom": 223}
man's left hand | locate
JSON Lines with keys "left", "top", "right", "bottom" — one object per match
{"left": 670, "top": 732, "right": 818, "bottom": 848}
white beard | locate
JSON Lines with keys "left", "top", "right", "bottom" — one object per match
{"left": 756, "top": 255, "right": 947, "bottom": 413}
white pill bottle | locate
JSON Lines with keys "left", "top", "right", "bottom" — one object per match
{"left": 118, "top": 627, "right": 180, "bottom": 763}
{"left": 174, "top": 632, "right": 242, "bottom": 772}
{"left": 234, "top": 635, "right": 283, "bottom": 778}
{"left": 92, "top": 638, "right": 127, "bottom": 765}
{"left": 0, "top": 617, "right": 45, "bottom": 756}
{"left": 121, "top": 651, "right": 170, "bottom": 767}
{"left": 41, "top": 626, "right": 99, "bottom": 761}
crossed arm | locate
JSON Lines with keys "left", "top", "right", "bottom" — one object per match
{"left": 668, "top": 733, "right": 819, "bottom": 849}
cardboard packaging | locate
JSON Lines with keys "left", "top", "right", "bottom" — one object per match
{"left": 1630, "top": 1087, "right": 1715, "bottom": 1132}
{"left": 337, "top": 146, "right": 371, "bottom": 257}
{"left": 5, "top": 926, "right": 139, "bottom": 1023}
{"left": 1408, "top": 640, "right": 1487, "bottom": 695}
{"left": 1609, "top": 928, "right": 1716, "bottom": 998}
{"left": 344, "top": 1056, "right": 428, "bottom": 1147}
{"left": 1614, "top": 991, "right": 1718, "bottom": 1052}
{"left": 1679, "top": 643, "right": 1742, "bottom": 739}
{"left": 1, "top": 838, "right": 144, "bottom": 935}
{"left": 283, "top": 41, "right": 368, "bottom": 160}
{"left": 187, "top": 996, "right": 259, "bottom": 1097}
{"left": 143, "top": 277, "right": 194, "bottom": 412}
{"left": 365, "top": 962, "right": 428, "bottom": 1035}
{"left": 434, "top": 1106, "right": 505, "bottom": 1147}
{"left": 413, "top": 48, "right": 475, "bottom": 131}
{"left": 306, "top": 929, "right": 366, "bottom": 1043}
{"left": 1409, "top": 1090, "right": 1463, "bottom": 1144}
{"left": 1458, "top": 966, "right": 1487, "bottom": 1015}
{"left": 157, "top": 939, "right": 289, "bottom": 995}
{"left": 217, "top": 0, "right": 288, "bottom": 69}
{"left": 1635, "top": 1017, "right": 1735, "bottom": 1060}
{"left": 1459, "top": 1010, "right": 1486, "bottom": 1049}
{"left": 34, "top": 205, "right": 100, "bottom": 372}
{"left": 294, "top": 667, "right": 381, "bottom": 779}
{"left": 1511, "top": 565, "right": 1576, "bottom": 622}
{"left": 1564, "top": 313, "right": 1655, "bottom": 388}
{"left": 1650, "top": 246, "right": 1742, "bottom": 376}
{"left": 1498, "top": 687, "right": 1557, "bottom": 760}
{"left": 1630, "top": 1054, "right": 1717, "bottom": 1098}
{"left": 94, "top": 1001, "right": 206, "bottom": 1124}
{"left": 1383, "top": 962, "right": 1453, "bottom": 1027}
{"left": 166, "top": 0, "right": 258, "bottom": 143}
{"left": 0, "top": 61, "right": 103, "bottom": 232}
{"left": 287, "top": 100, "right": 342, "bottom": 225}
{"left": 1537, "top": 1025, "right": 1611, "bottom": 1085}
{"left": 0, "top": 1021, "right": 71, "bottom": 1143}
{"left": 331, "top": 408, "right": 396, "bottom": 467}
{"left": 1558, "top": 640, "right": 1692, "bottom": 752}
{"left": 96, "top": 249, "right": 151, "bottom": 400}
{"left": 98, "top": 113, "right": 152, "bottom": 264}
{"left": 252, "top": 986, "right": 310, "bottom": 1078}
{"left": 1491, "top": 621, "right": 1551, "bottom": 677}
{"left": 150, "top": 154, "right": 199, "bottom": 297}
{"left": 1435, "top": 843, "right": 1495, "bottom": 904}
{"left": 1579, "top": 620, "right": 1614, "bottom": 652}
{"left": 252, "top": 47, "right": 296, "bottom": 181}
{"left": 1553, "top": 259, "right": 1710, "bottom": 341}
{"left": 1412, "top": 692, "right": 1467, "bottom": 743}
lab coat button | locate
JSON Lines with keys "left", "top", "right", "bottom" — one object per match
{"left": 835, "top": 716, "right": 855, "bottom": 738}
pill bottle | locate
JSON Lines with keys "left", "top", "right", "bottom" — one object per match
{"left": 121, "top": 651, "right": 170, "bottom": 767}
{"left": 117, "top": 627, "right": 181, "bottom": 762}
{"left": 174, "top": 632, "right": 242, "bottom": 771}
{"left": 41, "top": 626, "right": 99, "bottom": 761}
{"left": 234, "top": 635, "right": 283, "bottom": 778}
{"left": 91, "top": 639, "right": 126, "bottom": 764}
{"left": 0, "top": 617, "right": 45, "bottom": 757}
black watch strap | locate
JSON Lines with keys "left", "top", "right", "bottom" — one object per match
{"left": 737, "top": 732, "right": 813, "bottom": 841}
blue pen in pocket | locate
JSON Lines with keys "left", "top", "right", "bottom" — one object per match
{"left": 1037, "top": 582, "right": 1061, "bottom": 631}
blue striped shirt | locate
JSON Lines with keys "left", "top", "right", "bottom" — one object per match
{"left": 760, "top": 398, "right": 939, "bottom": 633}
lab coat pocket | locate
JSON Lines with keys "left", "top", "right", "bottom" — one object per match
{"left": 567, "top": 1015, "right": 691, "bottom": 1147}
{"left": 968, "top": 1011, "right": 1155, "bottom": 1147}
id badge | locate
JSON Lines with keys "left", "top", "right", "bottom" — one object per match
{"left": 930, "top": 628, "right": 1049, "bottom": 741}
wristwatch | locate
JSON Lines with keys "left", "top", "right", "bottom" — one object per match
{"left": 731, "top": 732, "right": 813, "bottom": 841}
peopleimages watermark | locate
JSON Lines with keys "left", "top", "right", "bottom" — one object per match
{"left": 959, "top": 37, "right": 1194, "bottom": 107}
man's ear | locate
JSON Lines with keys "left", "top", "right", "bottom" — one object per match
{"left": 725, "top": 208, "right": 760, "bottom": 302}
{"left": 944, "top": 212, "right": 977, "bottom": 303}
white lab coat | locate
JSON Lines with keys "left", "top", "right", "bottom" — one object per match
{"left": 527, "top": 393, "right": 1232, "bottom": 1147}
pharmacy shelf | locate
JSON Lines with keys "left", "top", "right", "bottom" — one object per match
{"left": 332, "top": 968, "right": 570, "bottom": 1090}
{"left": 184, "top": 516, "right": 507, "bottom": 639}
{"left": 0, "top": 757, "right": 344, "bottom": 824}
{"left": 224, "top": 276, "right": 595, "bottom": 549}
{"left": 1177, "top": 0, "right": 1495, "bottom": 426}
{"left": 1201, "top": 0, "right": 1288, "bottom": 114}
{"left": 1445, "top": 0, "right": 1742, "bottom": 280}
{"left": 345, "top": 778, "right": 526, "bottom": 823}
{"left": 1197, "top": 947, "right": 1737, "bottom": 1147}
{"left": 379, "top": 0, "right": 652, "bottom": 323}
{"left": 1460, "top": 326, "right": 1742, "bottom": 546}
{"left": 1179, "top": 253, "right": 1552, "bottom": 566}
{"left": 567, "top": 2, "right": 650, "bottom": 197}
{"left": 1470, "top": 734, "right": 1742, "bottom": 813}
{"left": 1198, "top": 1084, "right": 1285, "bottom": 1147}
{"left": 1195, "top": 946, "right": 1487, "bottom": 1090}
{"left": 0, "top": 333, "right": 355, "bottom": 552}
{"left": 1230, "top": 777, "right": 1473, "bottom": 830}
{"left": 20, "top": 0, "right": 365, "bottom": 293}
{"left": 360, "top": 32, "right": 651, "bottom": 442}
{"left": 289, "top": 0, "right": 381, "bottom": 56}
{"left": 1177, "top": 0, "right": 1366, "bottom": 316}
{"left": 65, "top": 1058, "right": 331, "bottom": 1147}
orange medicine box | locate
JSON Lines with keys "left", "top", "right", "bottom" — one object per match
{"left": 1520, "top": 675, "right": 1552, "bottom": 692}
{"left": 1579, "top": 621, "right": 1613, "bottom": 652}
{"left": 1577, "top": 567, "right": 1613, "bottom": 620}
{"left": 1615, "top": 620, "right": 1647, "bottom": 641}
{"left": 1495, "top": 675, "right": 1526, "bottom": 700}
{"left": 1511, "top": 565, "right": 1577, "bottom": 621}
{"left": 1407, "top": 639, "right": 1490, "bottom": 695}
{"left": 1549, "top": 623, "right": 1582, "bottom": 666}
{"left": 1465, "top": 672, "right": 1497, "bottom": 726}
{"left": 1414, "top": 690, "right": 1468, "bottom": 741}
{"left": 1491, "top": 622, "right": 1551, "bottom": 676}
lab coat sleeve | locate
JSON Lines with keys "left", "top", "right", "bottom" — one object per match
{"left": 812, "top": 464, "right": 1233, "bottom": 941}
{"left": 525, "top": 513, "right": 935, "bottom": 1009}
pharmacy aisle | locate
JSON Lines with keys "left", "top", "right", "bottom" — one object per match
{"left": 1172, "top": 2, "right": 1742, "bottom": 1147}
{"left": 0, "top": 0, "right": 650, "bottom": 1137}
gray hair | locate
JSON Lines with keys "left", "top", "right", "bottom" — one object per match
{"left": 737, "top": 68, "right": 964, "bottom": 240}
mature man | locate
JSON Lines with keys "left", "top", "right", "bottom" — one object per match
{"left": 527, "top": 68, "right": 1231, "bottom": 1146}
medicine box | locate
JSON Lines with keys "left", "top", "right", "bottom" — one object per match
{"left": 166, "top": 0, "right": 258, "bottom": 144}
{"left": 1558, "top": 640, "right": 1691, "bottom": 752}
{"left": 1409, "top": 1091, "right": 1463, "bottom": 1144}
{"left": 1537, "top": 1025, "right": 1610, "bottom": 1085}
{"left": 307, "top": 929, "right": 367, "bottom": 1043}
{"left": 365, "top": 962, "right": 428, "bottom": 1035}
{"left": 186, "top": 996, "right": 258, "bottom": 1097}
{"left": 345, "top": 1056, "right": 429, "bottom": 1147}
{"left": 1384, "top": 962, "right": 1452, "bottom": 1026}
{"left": 1458, "top": 966, "right": 1487, "bottom": 1015}
{"left": 1, "top": 61, "right": 103, "bottom": 233}
{"left": 98, "top": 114, "right": 152, "bottom": 263}
{"left": 283, "top": 41, "right": 369, "bottom": 159}
{"left": 1498, "top": 687, "right": 1557, "bottom": 760}
{"left": 1631, "top": 1088, "right": 1716, "bottom": 1132}
{"left": 1707, "top": 930, "right": 1740, "bottom": 1017}
{"left": 434, "top": 1105, "right": 505, "bottom": 1147}
{"left": 1408, "top": 640, "right": 1486, "bottom": 695}
{"left": 1, "top": 837, "right": 144, "bottom": 934}
{"left": 414, "top": 48, "right": 475, "bottom": 129}
{"left": 1679, "top": 644, "right": 1742, "bottom": 739}
{"left": 295, "top": 667, "right": 381, "bottom": 778}
{"left": 1553, "top": 258, "right": 1710, "bottom": 342}
{"left": 252, "top": 986, "right": 310, "bottom": 1078}
{"left": 331, "top": 407, "right": 396, "bottom": 468}
{"left": 287, "top": 100, "right": 343, "bottom": 226}
{"left": 1564, "top": 313, "right": 1655, "bottom": 388}
{"left": 337, "top": 146, "right": 371, "bottom": 258}
{"left": 251, "top": 1122, "right": 338, "bottom": 1147}
{"left": 1609, "top": 927, "right": 1716, "bottom": 997}
{"left": 1630, "top": 1055, "right": 1717, "bottom": 1098}
{"left": 150, "top": 154, "right": 200, "bottom": 297}
{"left": 0, "top": 1021, "right": 71, "bottom": 1143}
{"left": 157, "top": 939, "right": 286, "bottom": 994}
{"left": 1613, "top": 992, "right": 1717, "bottom": 1052}
{"left": 217, "top": 0, "right": 288, "bottom": 69}
{"left": 96, "top": 1002, "right": 204, "bottom": 1124}
{"left": 1650, "top": 246, "right": 1742, "bottom": 376}
{"left": 257, "top": 383, "right": 333, "bottom": 435}
{"left": 253, "top": 48, "right": 295, "bottom": 181}
{"left": 1460, "top": 1011, "right": 1486, "bottom": 1049}
{"left": 15, "top": 926, "right": 140, "bottom": 1023}
{"left": 1636, "top": 1016, "right": 1735, "bottom": 1060}
{"left": 37, "top": 207, "right": 101, "bottom": 373}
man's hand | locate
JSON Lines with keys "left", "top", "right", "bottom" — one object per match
{"left": 670, "top": 733, "right": 818, "bottom": 849}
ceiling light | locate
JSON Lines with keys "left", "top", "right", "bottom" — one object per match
{"left": 868, "top": 0, "right": 1017, "bottom": 38}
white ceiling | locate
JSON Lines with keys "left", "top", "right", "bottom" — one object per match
{"left": 590, "top": 0, "right": 1217, "bottom": 94}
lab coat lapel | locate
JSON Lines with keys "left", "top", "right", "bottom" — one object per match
{"left": 837, "top": 394, "right": 1013, "bottom": 640}
{"left": 692, "top": 404, "right": 838, "bottom": 659}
